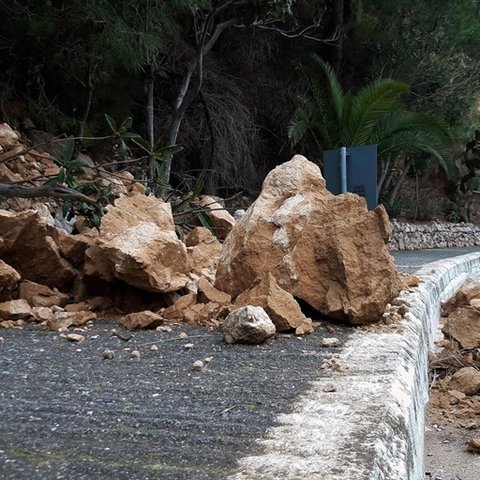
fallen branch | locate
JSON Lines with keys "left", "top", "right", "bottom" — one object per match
{"left": 0, "top": 183, "right": 96, "bottom": 203}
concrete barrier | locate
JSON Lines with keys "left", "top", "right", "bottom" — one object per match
{"left": 229, "top": 252, "right": 480, "bottom": 480}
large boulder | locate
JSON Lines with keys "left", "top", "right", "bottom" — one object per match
{"left": 198, "top": 196, "right": 236, "bottom": 240}
{"left": 84, "top": 195, "right": 190, "bottom": 292}
{"left": 222, "top": 306, "right": 276, "bottom": 344}
{"left": 442, "top": 306, "right": 480, "bottom": 349}
{"left": 0, "top": 209, "right": 76, "bottom": 290}
{"left": 0, "top": 260, "right": 21, "bottom": 301}
{"left": 215, "top": 155, "right": 401, "bottom": 325}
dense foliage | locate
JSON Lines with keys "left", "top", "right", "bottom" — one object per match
{"left": 1, "top": 0, "right": 480, "bottom": 220}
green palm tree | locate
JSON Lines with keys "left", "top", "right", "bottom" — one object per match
{"left": 288, "top": 55, "right": 453, "bottom": 207}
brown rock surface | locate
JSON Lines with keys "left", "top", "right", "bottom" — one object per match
{"left": 449, "top": 367, "right": 480, "bottom": 396}
{"left": 0, "top": 209, "right": 76, "bottom": 289}
{"left": 162, "top": 293, "right": 198, "bottom": 321}
{"left": 120, "top": 310, "right": 164, "bottom": 330}
{"left": 198, "top": 196, "right": 235, "bottom": 240}
{"left": 0, "top": 299, "right": 32, "bottom": 320}
{"left": 19, "top": 280, "right": 70, "bottom": 307}
{"left": 0, "top": 260, "right": 21, "bottom": 301}
{"left": 442, "top": 306, "right": 480, "bottom": 349}
{"left": 84, "top": 195, "right": 190, "bottom": 292}
{"left": 215, "top": 155, "right": 401, "bottom": 325}
{"left": 185, "top": 227, "right": 223, "bottom": 281}
{"left": 444, "top": 278, "right": 480, "bottom": 313}
{"left": 46, "top": 311, "right": 96, "bottom": 331}
{"left": 235, "top": 273, "right": 312, "bottom": 332}
{"left": 198, "top": 277, "right": 231, "bottom": 305}
{"left": 100, "top": 222, "right": 190, "bottom": 292}
{"left": 0, "top": 123, "right": 20, "bottom": 150}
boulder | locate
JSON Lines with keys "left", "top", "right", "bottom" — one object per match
{"left": 198, "top": 196, "right": 236, "bottom": 240}
{"left": 46, "top": 311, "right": 96, "bottom": 331}
{"left": 0, "top": 260, "right": 21, "bottom": 301}
{"left": 449, "top": 367, "right": 480, "bottom": 396}
{"left": 85, "top": 195, "right": 190, "bottom": 292}
{"left": 31, "top": 306, "right": 54, "bottom": 322}
{"left": 0, "top": 123, "right": 20, "bottom": 151}
{"left": 235, "top": 273, "right": 312, "bottom": 333}
{"left": 0, "top": 209, "right": 76, "bottom": 290}
{"left": 120, "top": 311, "right": 164, "bottom": 330}
{"left": 443, "top": 278, "right": 480, "bottom": 313}
{"left": 222, "top": 306, "right": 276, "bottom": 344}
{"left": 442, "top": 306, "right": 480, "bottom": 349}
{"left": 100, "top": 194, "right": 175, "bottom": 239}
{"left": 19, "top": 280, "right": 70, "bottom": 308}
{"left": 100, "top": 222, "right": 190, "bottom": 292}
{"left": 162, "top": 293, "right": 198, "bottom": 321}
{"left": 215, "top": 155, "right": 401, "bottom": 325}
{"left": 0, "top": 299, "right": 32, "bottom": 320}
{"left": 185, "top": 227, "right": 223, "bottom": 281}
{"left": 198, "top": 277, "right": 231, "bottom": 305}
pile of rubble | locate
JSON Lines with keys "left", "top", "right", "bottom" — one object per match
{"left": 428, "top": 278, "right": 480, "bottom": 453}
{"left": 0, "top": 123, "right": 403, "bottom": 343}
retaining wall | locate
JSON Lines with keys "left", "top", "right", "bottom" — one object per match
{"left": 390, "top": 220, "right": 480, "bottom": 250}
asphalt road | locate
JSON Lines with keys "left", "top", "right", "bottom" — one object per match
{"left": 1, "top": 246, "right": 478, "bottom": 480}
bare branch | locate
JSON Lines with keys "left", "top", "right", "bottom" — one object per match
{"left": 0, "top": 183, "right": 96, "bottom": 203}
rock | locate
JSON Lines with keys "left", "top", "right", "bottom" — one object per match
{"left": 65, "top": 333, "right": 85, "bottom": 343}
{"left": 0, "top": 319, "right": 24, "bottom": 328}
{"left": 445, "top": 278, "right": 480, "bottom": 312}
{"left": 178, "top": 332, "right": 188, "bottom": 339}
{"left": 198, "top": 277, "right": 231, "bottom": 305}
{"left": 84, "top": 195, "right": 190, "bottom": 292}
{"left": 99, "top": 222, "right": 190, "bottom": 292}
{"left": 130, "top": 350, "right": 141, "bottom": 358}
{"left": 31, "top": 306, "right": 54, "bottom": 322}
{"left": 100, "top": 194, "right": 176, "bottom": 238}
{"left": 222, "top": 306, "right": 276, "bottom": 344}
{"left": 470, "top": 298, "right": 480, "bottom": 310}
{"left": 442, "top": 306, "right": 480, "bottom": 349}
{"left": 185, "top": 227, "right": 223, "bottom": 281}
{"left": 0, "top": 299, "right": 31, "bottom": 320}
{"left": 449, "top": 367, "right": 480, "bottom": 396}
{"left": 321, "top": 337, "right": 341, "bottom": 347}
{"left": 0, "top": 260, "right": 21, "bottom": 301}
{"left": 0, "top": 209, "right": 76, "bottom": 289}
{"left": 215, "top": 155, "right": 401, "bottom": 325}
{"left": 467, "top": 438, "right": 480, "bottom": 453}
{"left": 54, "top": 230, "right": 94, "bottom": 268}
{"left": 102, "top": 349, "right": 115, "bottom": 360}
{"left": 184, "top": 343, "right": 194, "bottom": 350}
{"left": 150, "top": 344, "right": 159, "bottom": 351}
{"left": 403, "top": 275, "right": 420, "bottom": 288}
{"left": 156, "top": 325, "right": 172, "bottom": 333}
{"left": 119, "top": 311, "right": 164, "bottom": 331}
{"left": 234, "top": 273, "right": 312, "bottom": 332}
{"left": 65, "top": 302, "right": 90, "bottom": 312}
{"left": 192, "top": 360, "right": 204, "bottom": 371}
{"left": 19, "top": 280, "right": 69, "bottom": 307}
{"left": 198, "top": 196, "right": 236, "bottom": 240}
{"left": 0, "top": 123, "right": 20, "bottom": 150}
{"left": 162, "top": 293, "right": 197, "bottom": 320}
{"left": 46, "top": 311, "right": 96, "bottom": 331}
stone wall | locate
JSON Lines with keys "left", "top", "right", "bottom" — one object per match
{"left": 390, "top": 220, "right": 480, "bottom": 250}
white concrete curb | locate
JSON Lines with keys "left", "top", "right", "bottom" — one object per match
{"left": 229, "top": 252, "right": 480, "bottom": 480}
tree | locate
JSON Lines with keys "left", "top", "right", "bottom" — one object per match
{"left": 288, "top": 55, "right": 453, "bottom": 207}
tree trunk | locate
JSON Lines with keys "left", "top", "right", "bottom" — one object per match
{"left": 145, "top": 63, "right": 157, "bottom": 193}
{"left": 328, "top": 0, "right": 345, "bottom": 72}
{"left": 388, "top": 159, "right": 412, "bottom": 208}
{"left": 78, "top": 68, "right": 93, "bottom": 139}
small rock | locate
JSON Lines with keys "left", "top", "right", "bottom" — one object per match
{"left": 150, "top": 344, "right": 159, "bottom": 351}
{"left": 0, "top": 320, "right": 24, "bottom": 329}
{"left": 184, "top": 343, "right": 194, "bottom": 350}
{"left": 156, "top": 325, "right": 172, "bottom": 333}
{"left": 321, "top": 337, "right": 340, "bottom": 347}
{"left": 102, "top": 349, "right": 115, "bottom": 360}
{"left": 178, "top": 332, "right": 188, "bottom": 339}
{"left": 130, "top": 350, "right": 141, "bottom": 358}
{"left": 467, "top": 438, "right": 480, "bottom": 453}
{"left": 204, "top": 357, "right": 213, "bottom": 363}
{"left": 449, "top": 367, "right": 480, "bottom": 396}
{"left": 65, "top": 333, "right": 85, "bottom": 343}
{"left": 192, "top": 360, "right": 204, "bottom": 371}
{"left": 222, "top": 306, "right": 276, "bottom": 344}
{"left": 0, "top": 336, "right": 3, "bottom": 342}
{"left": 323, "top": 383, "right": 337, "bottom": 392}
